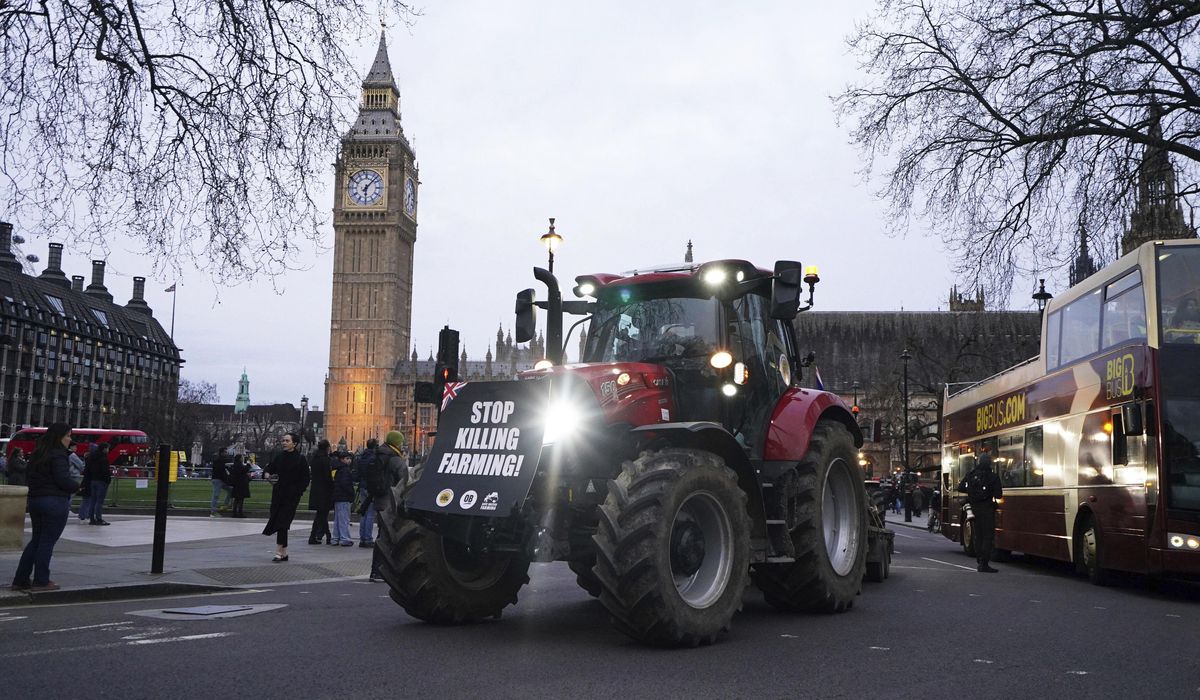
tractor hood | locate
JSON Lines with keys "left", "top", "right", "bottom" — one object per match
{"left": 519, "top": 361, "right": 678, "bottom": 426}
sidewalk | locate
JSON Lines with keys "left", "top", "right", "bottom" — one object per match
{"left": 881, "top": 512, "right": 938, "bottom": 532}
{"left": 0, "top": 512, "right": 376, "bottom": 607}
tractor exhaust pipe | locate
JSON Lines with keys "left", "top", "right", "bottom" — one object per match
{"left": 533, "top": 266, "right": 564, "bottom": 365}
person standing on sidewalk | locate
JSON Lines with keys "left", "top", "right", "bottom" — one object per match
{"left": 210, "top": 447, "right": 232, "bottom": 517}
{"left": 228, "top": 454, "right": 251, "bottom": 518}
{"left": 262, "top": 433, "right": 310, "bottom": 562}
{"left": 6, "top": 447, "right": 27, "bottom": 486}
{"left": 331, "top": 450, "right": 355, "bottom": 546}
{"left": 84, "top": 443, "right": 111, "bottom": 526}
{"left": 307, "top": 440, "right": 333, "bottom": 545}
{"left": 958, "top": 445, "right": 1004, "bottom": 573}
{"left": 353, "top": 438, "right": 378, "bottom": 546}
{"left": 365, "top": 431, "right": 407, "bottom": 581}
{"left": 10, "top": 423, "right": 78, "bottom": 592}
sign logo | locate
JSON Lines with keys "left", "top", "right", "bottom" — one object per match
{"left": 480, "top": 491, "right": 499, "bottom": 512}
{"left": 459, "top": 490, "right": 478, "bottom": 510}
{"left": 1105, "top": 353, "right": 1136, "bottom": 400}
{"left": 435, "top": 489, "right": 455, "bottom": 507}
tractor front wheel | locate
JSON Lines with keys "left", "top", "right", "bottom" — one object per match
{"left": 752, "top": 420, "right": 868, "bottom": 613}
{"left": 376, "top": 511, "right": 530, "bottom": 624}
{"left": 592, "top": 448, "right": 750, "bottom": 646}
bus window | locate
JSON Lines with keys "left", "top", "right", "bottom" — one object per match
{"left": 1112, "top": 411, "right": 1128, "bottom": 466}
{"left": 1024, "top": 425, "right": 1044, "bottom": 487}
{"left": 1060, "top": 288, "right": 1102, "bottom": 364}
{"left": 1159, "top": 247, "right": 1200, "bottom": 344}
{"left": 996, "top": 432, "right": 1025, "bottom": 487}
{"left": 1046, "top": 310, "right": 1062, "bottom": 369}
{"left": 1102, "top": 272, "right": 1146, "bottom": 348}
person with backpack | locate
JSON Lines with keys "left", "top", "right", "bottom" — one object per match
{"left": 957, "top": 444, "right": 1004, "bottom": 573}
{"left": 355, "top": 438, "right": 380, "bottom": 547}
{"left": 365, "top": 432, "right": 407, "bottom": 581}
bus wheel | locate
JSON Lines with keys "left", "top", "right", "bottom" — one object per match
{"left": 961, "top": 516, "right": 976, "bottom": 558}
{"left": 1076, "top": 516, "right": 1109, "bottom": 586}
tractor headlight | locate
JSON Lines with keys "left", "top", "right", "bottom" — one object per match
{"left": 703, "top": 268, "right": 728, "bottom": 286}
{"left": 543, "top": 401, "right": 583, "bottom": 445}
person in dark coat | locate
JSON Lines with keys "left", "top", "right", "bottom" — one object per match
{"left": 84, "top": 443, "right": 112, "bottom": 525}
{"left": 210, "top": 447, "right": 232, "bottom": 517}
{"left": 228, "top": 454, "right": 251, "bottom": 518}
{"left": 11, "top": 423, "right": 78, "bottom": 591}
{"left": 7, "top": 447, "right": 27, "bottom": 486}
{"left": 262, "top": 432, "right": 309, "bottom": 562}
{"left": 958, "top": 445, "right": 1004, "bottom": 573}
{"left": 307, "top": 440, "right": 333, "bottom": 545}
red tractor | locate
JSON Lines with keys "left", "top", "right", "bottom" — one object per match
{"left": 377, "top": 259, "right": 892, "bottom": 646}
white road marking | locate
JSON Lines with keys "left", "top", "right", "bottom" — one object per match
{"left": 869, "top": 646, "right": 890, "bottom": 651}
{"left": 0, "top": 616, "right": 28, "bottom": 623}
{"left": 892, "top": 531, "right": 918, "bottom": 540}
{"left": 1067, "top": 671, "right": 1089, "bottom": 675}
{"left": 0, "top": 632, "right": 234, "bottom": 658}
{"left": 1030, "top": 600, "right": 1042, "bottom": 604}
{"left": 35, "top": 622, "right": 125, "bottom": 634}
{"left": 1094, "top": 606, "right": 1107, "bottom": 610}
{"left": 780, "top": 634, "right": 798, "bottom": 638}
{"left": 127, "top": 632, "right": 230, "bottom": 646}
{"left": 1167, "top": 614, "right": 1181, "bottom": 618}
{"left": 921, "top": 556, "right": 976, "bottom": 571}
{"left": 974, "top": 659, "right": 994, "bottom": 664}
{"left": 969, "top": 594, "right": 982, "bottom": 597}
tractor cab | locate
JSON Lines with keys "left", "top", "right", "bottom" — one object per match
{"left": 520, "top": 259, "right": 819, "bottom": 458}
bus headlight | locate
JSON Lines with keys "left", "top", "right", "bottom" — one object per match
{"left": 1168, "top": 532, "right": 1200, "bottom": 550}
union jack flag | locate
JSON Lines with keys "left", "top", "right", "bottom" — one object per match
{"left": 442, "top": 381, "right": 468, "bottom": 411}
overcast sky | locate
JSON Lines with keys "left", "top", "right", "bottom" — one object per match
{"left": 43, "top": 1, "right": 1036, "bottom": 407}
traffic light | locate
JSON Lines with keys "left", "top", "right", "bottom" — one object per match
{"left": 434, "top": 326, "right": 460, "bottom": 386}
{"left": 414, "top": 381, "right": 438, "bottom": 405}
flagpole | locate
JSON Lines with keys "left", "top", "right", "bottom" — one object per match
{"left": 168, "top": 284, "right": 177, "bottom": 339}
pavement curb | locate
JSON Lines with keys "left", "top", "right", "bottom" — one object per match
{"left": 0, "top": 581, "right": 235, "bottom": 607}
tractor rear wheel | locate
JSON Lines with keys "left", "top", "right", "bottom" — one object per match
{"left": 376, "top": 503, "right": 530, "bottom": 623}
{"left": 752, "top": 421, "right": 868, "bottom": 612}
{"left": 592, "top": 448, "right": 750, "bottom": 646}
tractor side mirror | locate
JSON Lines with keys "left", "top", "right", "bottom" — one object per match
{"left": 515, "top": 288, "right": 536, "bottom": 343}
{"left": 1122, "top": 402, "right": 1144, "bottom": 436}
{"left": 770, "top": 260, "right": 803, "bottom": 320}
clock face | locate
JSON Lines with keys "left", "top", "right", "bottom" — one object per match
{"left": 347, "top": 169, "right": 384, "bottom": 206}
{"left": 404, "top": 178, "right": 417, "bottom": 216}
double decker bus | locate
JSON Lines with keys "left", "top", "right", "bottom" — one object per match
{"left": 940, "top": 239, "right": 1200, "bottom": 583}
{"left": 7, "top": 428, "right": 152, "bottom": 469}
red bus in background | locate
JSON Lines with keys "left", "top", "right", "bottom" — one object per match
{"left": 7, "top": 428, "right": 152, "bottom": 471}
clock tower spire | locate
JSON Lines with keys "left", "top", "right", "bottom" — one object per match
{"left": 325, "top": 31, "right": 419, "bottom": 450}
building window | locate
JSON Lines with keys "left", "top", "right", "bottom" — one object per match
{"left": 91, "top": 309, "right": 109, "bottom": 328}
{"left": 44, "top": 295, "right": 64, "bottom": 314}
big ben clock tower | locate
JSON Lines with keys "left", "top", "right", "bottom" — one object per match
{"left": 325, "top": 31, "right": 418, "bottom": 450}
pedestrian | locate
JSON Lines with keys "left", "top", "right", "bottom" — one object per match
{"left": 6, "top": 447, "right": 27, "bottom": 486}
{"left": 912, "top": 484, "right": 924, "bottom": 517}
{"left": 10, "top": 423, "right": 78, "bottom": 591}
{"left": 84, "top": 443, "right": 111, "bottom": 526}
{"left": 228, "top": 454, "right": 251, "bottom": 518}
{"left": 355, "top": 438, "right": 379, "bottom": 547}
{"left": 331, "top": 450, "right": 355, "bottom": 546}
{"left": 307, "top": 439, "right": 333, "bottom": 545}
{"left": 366, "top": 431, "right": 407, "bottom": 581}
{"left": 72, "top": 449, "right": 90, "bottom": 522}
{"left": 958, "top": 445, "right": 1004, "bottom": 573}
{"left": 210, "top": 447, "right": 232, "bottom": 517}
{"left": 261, "top": 432, "right": 310, "bottom": 562}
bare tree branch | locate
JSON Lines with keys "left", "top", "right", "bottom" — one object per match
{"left": 0, "top": 0, "right": 417, "bottom": 282}
{"left": 837, "top": 0, "right": 1200, "bottom": 302}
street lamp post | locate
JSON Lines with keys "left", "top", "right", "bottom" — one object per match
{"left": 540, "top": 217, "right": 562, "bottom": 274}
{"left": 900, "top": 347, "right": 913, "bottom": 522}
{"left": 1033, "top": 278, "right": 1053, "bottom": 315}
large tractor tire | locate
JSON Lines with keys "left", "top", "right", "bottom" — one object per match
{"left": 592, "top": 448, "right": 751, "bottom": 646}
{"left": 751, "top": 421, "right": 868, "bottom": 613}
{"left": 376, "top": 496, "right": 530, "bottom": 624}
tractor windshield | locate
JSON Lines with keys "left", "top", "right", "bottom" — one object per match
{"left": 584, "top": 296, "right": 720, "bottom": 364}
